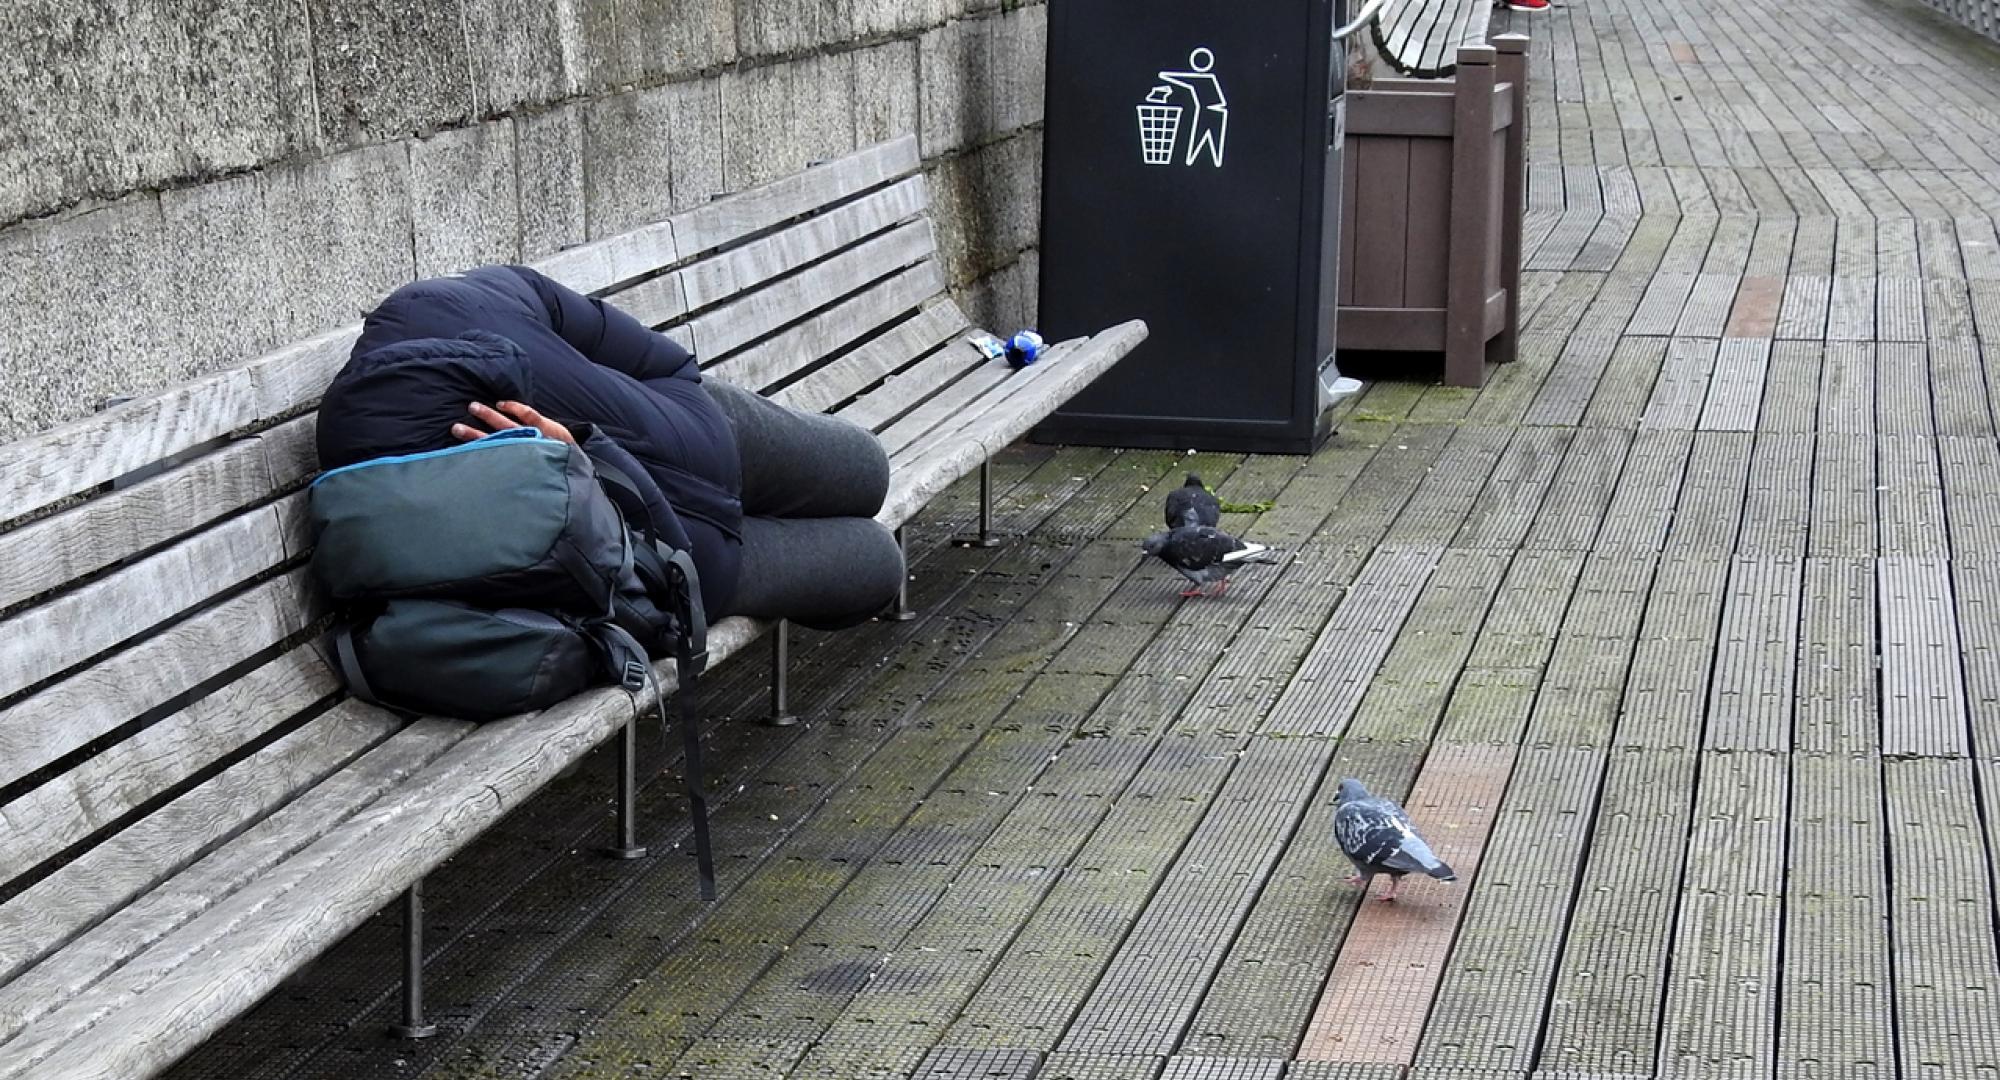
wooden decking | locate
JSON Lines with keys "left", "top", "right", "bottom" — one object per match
{"left": 169, "top": 0, "right": 2000, "bottom": 1077}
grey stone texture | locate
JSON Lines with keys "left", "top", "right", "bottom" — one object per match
{"left": 515, "top": 106, "right": 588, "bottom": 260}
{"left": 0, "top": 0, "right": 1050, "bottom": 438}
{"left": 918, "top": 7, "right": 1046, "bottom": 158}
{"left": 2, "top": 196, "right": 176, "bottom": 442}
{"left": 851, "top": 0, "right": 955, "bottom": 36}
{"left": 461, "top": 0, "right": 584, "bottom": 111}
{"left": 929, "top": 129, "right": 1043, "bottom": 286}
{"left": 410, "top": 120, "right": 522, "bottom": 277}
{"left": 583, "top": 87, "right": 679, "bottom": 239}
{"left": 853, "top": 40, "right": 922, "bottom": 148}
{"left": 0, "top": 0, "right": 317, "bottom": 225}
{"left": 963, "top": 249, "right": 1040, "bottom": 337}
{"left": 159, "top": 175, "right": 285, "bottom": 381}
{"left": 719, "top": 52, "right": 859, "bottom": 191}
{"left": 735, "top": 0, "right": 845, "bottom": 58}
{"left": 307, "top": 0, "right": 476, "bottom": 143}
{"left": 261, "top": 144, "right": 416, "bottom": 343}
{"left": 570, "top": 0, "right": 739, "bottom": 96}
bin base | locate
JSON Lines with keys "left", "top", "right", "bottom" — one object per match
{"left": 1032, "top": 415, "right": 1334, "bottom": 457}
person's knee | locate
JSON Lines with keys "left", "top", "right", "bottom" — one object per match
{"left": 841, "top": 518, "right": 904, "bottom": 608}
{"left": 814, "top": 416, "right": 890, "bottom": 514}
{"left": 853, "top": 429, "right": 890, "bottom": 507}
{"left": 794, "top": 519, "right": 903, "bottom": 631}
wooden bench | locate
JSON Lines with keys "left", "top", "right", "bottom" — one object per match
{"left": 0, "top": 134, "right": 1146, "bottom": 1079}
{"left": 1371, "top": 0, "right": 1494, "bottom": 77}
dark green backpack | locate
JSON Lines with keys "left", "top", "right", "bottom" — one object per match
{"left": 308, "top": 427, "right": 706, "bottom": 721}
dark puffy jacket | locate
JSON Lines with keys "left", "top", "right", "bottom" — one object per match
{"left": 315, "top": 266, "right": 744, "bottom": 616}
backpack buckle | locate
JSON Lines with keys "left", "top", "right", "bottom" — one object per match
{"left": 621, "top": 659, "right": 649, "bottom": 692}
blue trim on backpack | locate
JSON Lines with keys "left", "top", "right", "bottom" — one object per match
{"left": 310, "top": 427, "right": 554, "bottom": 488}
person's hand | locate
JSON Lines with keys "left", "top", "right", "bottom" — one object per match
{"left": 451, "top": 401, "right": 577, "bottom": 445}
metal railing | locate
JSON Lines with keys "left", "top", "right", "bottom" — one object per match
{"left": 1334, "top": 0, "right": 1395, "bottom": 40}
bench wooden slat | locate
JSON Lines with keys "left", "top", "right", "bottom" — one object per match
{"left": 0, "top": 494, "right": 307, "bottom": 704}
{"left": 0, "top": 710, "right": 464, "bottom": 1045}
{"left": 532, "top": 221, "right": 679, "bottom": 297}
{"left": 875, "top": 321, "right": 1149, "bottom": 528}
{"left": 875, "top": 358, "right": 1018, "bottom": 455}
{"left": 603, "top": 271, "right": 689, "bottom": 330}
{"left": 0, "top": 619, "right": 770, "bottom": 1080}
{"left": 670, "top": 136, "right": 922, "bottom": 260}
{"left": 830, "top": 330, "right": 991, "bottom": 433}
{"left": 1428, "top": 1, "right": 1483, "bottom": 72}
{"left": 888, "top": 340, "right": 1088, "bottom": 465}
{"left": 689, "top": 218, "right": 936, "bottom": 361}
{"left": 0, "top": 704, "right": 403, "bottom": 991}
{"left": 0, "top": 645, "right": 337, "bottom": 885}
{"left": 1375, "top": 0, "right": 1489, "bottom": 77}
{"left": 0, "top": 417, "right": 315, "bottom": 613}
{"left": 535, "top": 138, "right": 919, "bottom": 300}
{"left": 0, "top": 332, "right": 351, "bottom": 528}
{"left": 772, "top": 301, "right": 971, "bottom": 415}
{"left": 0, "top": 570, "right": 320, "bottom": 794}
{"left": 671, "top": 177, "right": 928, "bottom": 315}
{"left": 705, "top": 259, "right": 948, "bottom": 392}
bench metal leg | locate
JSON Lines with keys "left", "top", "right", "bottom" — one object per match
{"left": 767, "top": 620, "right": 800, "bottom": 727}
{"left": 884, "top": 527, "right": 918, "bottom": 621}
{"left": 952, "top": 461, "right": 1005, "bottom": 548}
{"left": 390, "top": 882, "right": 438, "bottom": 1039}
{"left": 604, "top": 715, "right": 648, "bottom": 860}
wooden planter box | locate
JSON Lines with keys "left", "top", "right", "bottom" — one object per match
{"left": 1337, "top": 36, "right": 1529, "bottom": 387}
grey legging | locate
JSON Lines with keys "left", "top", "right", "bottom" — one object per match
{"left": 703, "top": 380, "right": 904, "bottom": 631}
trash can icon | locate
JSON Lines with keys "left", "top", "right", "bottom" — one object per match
{"left": 1137, "top": 86, "right": 1183, "bottom": 165}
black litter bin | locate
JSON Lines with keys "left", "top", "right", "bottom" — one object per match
{"left": 1035, "top": 0, "right": 1355, "bottom": 455}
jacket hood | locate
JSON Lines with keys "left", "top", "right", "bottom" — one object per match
{"left": 316, "top": 331, "right": 535, "bottom": 471}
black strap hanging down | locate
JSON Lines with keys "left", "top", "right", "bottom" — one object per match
{"left": 328, "top": 625, "right": 422, "bottom": 722}
{"left": 332, "top": 627, "right": 383, "bottom": 708}
{"left": 677, "top": 650, "right": 715, "bottom": 901}
{"left": 592, "top": 588, "right": 713, "bottom": 901}
{"left": 663, "top": 548, "right": 714, "bottom": 900}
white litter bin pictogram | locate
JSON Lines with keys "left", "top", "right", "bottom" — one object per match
{"left": 1137, "top": 86, "right": 1183, "bottom": 166}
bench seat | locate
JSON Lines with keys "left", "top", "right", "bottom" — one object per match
{"left": 0, "top": 135, "right": 1145, "bottom": 1079}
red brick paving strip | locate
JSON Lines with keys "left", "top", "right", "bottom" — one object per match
{"left": 1723, "top": 276, "right": 1785, "bottom": 338}
{"left": 1295, "top": 743, "right": 1515, "bottom": 1063}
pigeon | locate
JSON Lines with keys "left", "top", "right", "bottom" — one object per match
{"left": 1139, "top": 523, "right": 1274, "bottom": 597}
{"left": 1164, "top": 472, "right": 1222, "bottom": 528}
{"left": 1333, "top": 778, "right": 1456, "bottom": 902}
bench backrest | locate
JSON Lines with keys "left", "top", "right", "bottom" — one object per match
{"left": 0, "top": 135, "right": 967, "bottom": 974}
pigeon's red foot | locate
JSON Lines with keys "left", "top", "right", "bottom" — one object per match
{"left": 1377, "top": 893, "right": 1399, "bottom": 903}
{"left": 1179, "top": 588, "right": 1205, "bottom": 598}
{"left": 1344, "top": 874, "right": 1364, "bottom": 885}
{"left": 1208, "top": 580, "right": 1229, "bottom": 596}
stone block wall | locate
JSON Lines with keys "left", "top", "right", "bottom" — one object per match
{"left": 0, "top": 0, "right": 1048, "bottom": 441}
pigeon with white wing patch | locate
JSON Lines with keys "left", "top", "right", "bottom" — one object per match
{"left": 1333, "top": 778, "right": 1456, "bottom": 902}
{"left": 1139, "top": 523, "right": 1274, "bottom": 597}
